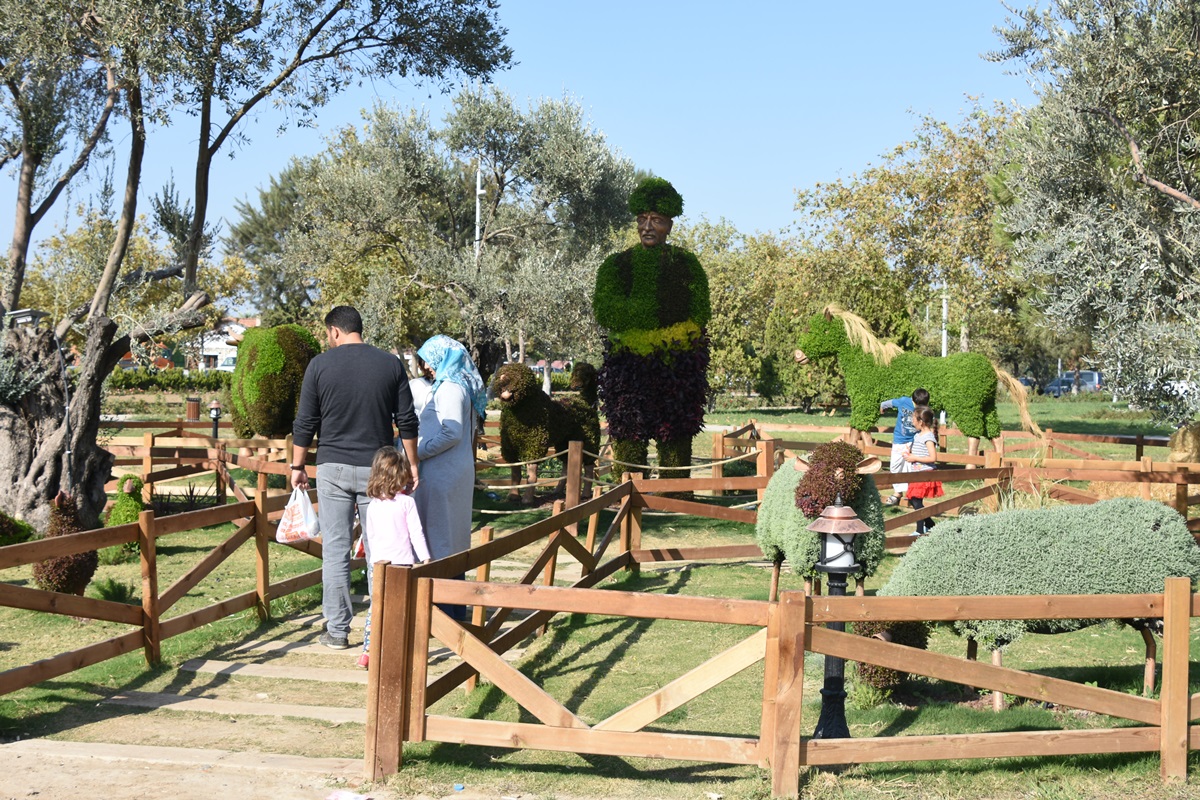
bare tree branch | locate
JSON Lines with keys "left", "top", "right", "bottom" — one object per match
{"left": 1084, "top": 106, "right": 1200, "bottom": 210}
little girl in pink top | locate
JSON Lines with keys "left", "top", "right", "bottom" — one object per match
{"left": 359, "top": 446, "right": 429, "bottom": 668}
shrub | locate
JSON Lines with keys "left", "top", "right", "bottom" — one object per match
{"left": 754, "top": 443, "right": 885, "bottom": 579}
{"left": 228, "top": 324, "right": 321, "bottom": 437}
{"left": 0, "top": 510, "right": 36, "bottom": 548}
{"left": 106, "top": 475, "right": 145, "bottom": 527}
{"left": 32, "top": 495, "right": 98, "bottom": 595}
{"left": 880, "top": 498, "right": 1200, "bottom": 649}
{"left": 106, "top": 367, "right": 231, "bottom": 393}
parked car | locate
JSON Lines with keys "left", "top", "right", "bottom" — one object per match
{"left": 216, "top": 356, "right": 237, "bottom": 372}
{"left": 1016, "top": 376, "right": 1039, "bottom": 394}
{"left": 1044, "top": 371, "right": 1103, "bottom": 397}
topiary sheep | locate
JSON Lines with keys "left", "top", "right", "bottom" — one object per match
{"left": 755, "top": 441, "right": 886, "bottom": 584}
{"left": 880, "top": 498, "right": 1200, "bottom": 652}
{"left": 32, "top": 493, "right": 97, "bottom": 596}
{"left": 106, "top": 474, "right": 145, "bottom": 527}
{"left": 228, "top": 324, "right": 321, "bottom": 438}
{"left": 492, "top": 362, "right": 600, "bottom": 504}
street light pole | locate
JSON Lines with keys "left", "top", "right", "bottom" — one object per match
{"left": 807, "top": 494, "right": 871, "bottom": 746}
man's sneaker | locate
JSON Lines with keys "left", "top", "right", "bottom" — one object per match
{"left": 356, "top": 653, "right": 370, "bottom": 669}
{"left": 318, "top": 632, "right": 350, "bottom": 650}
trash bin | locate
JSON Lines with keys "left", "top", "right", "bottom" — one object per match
{"left": 185, "top": 396, "right": 201, "bottom": 422}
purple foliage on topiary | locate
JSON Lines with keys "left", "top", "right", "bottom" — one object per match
{"left": 31, "top": 494, "right": 97, "bottom": 596}
{"left": 597, "top": 336, "right": 711, "bottom": 444}
{"left": 795, "top": 440, "right": 868, "bottom": 518}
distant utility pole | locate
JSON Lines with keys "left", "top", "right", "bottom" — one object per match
{"left": 474, "top": 166, "right": 484, "bottom": 265}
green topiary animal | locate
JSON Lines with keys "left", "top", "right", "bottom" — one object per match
{"left": 880, "top": 498, "right": 1200, "bottom": 651}
{"left": 228, "top": 324, "right": 321, "bottom": 438}
{"left": 754, "top": 441, "right": 886, "bottom": 582}
{"left": 794, "top": 305, "right": 1039, "bottom": 456}
{"left": 0, "top": 509, "right": 35, "bottom": 548}
{"left": 32, "top": 494, "right": 98, "bottom": 596}
{"left": 492, "top": 362, "right": 600, "bottom": 505}
{"left": 106, "top": 474, "right": 145, "bottom": 527}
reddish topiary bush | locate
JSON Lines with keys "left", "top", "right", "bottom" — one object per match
{"left": 795, "top": 440, "right": 868, "bottom": 517}
{"left": 32, "top": 494, "right": 97, "bottom": 596}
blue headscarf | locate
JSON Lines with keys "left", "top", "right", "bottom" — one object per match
{"left": 417, "top": 335, "right": 488, "bottom": 420}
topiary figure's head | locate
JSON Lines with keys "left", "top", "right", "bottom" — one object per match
{"left": 628, "top": 177, "right": 684, "bottom": 219}
{"left": 794, "top": 309, "right": 849, "bottom": 364}
{"left": 229, "top": 324, "right": 321, "bottom": 437}
{"left": 491, "top": 363, "right": 539, "bottom": 408}
{"left": 796, "top": 440, "right": 870, "bottom": 518}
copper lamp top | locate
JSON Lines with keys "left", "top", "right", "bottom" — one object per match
{"left": 806, "top": 494, "right": 871, "bottom": 536}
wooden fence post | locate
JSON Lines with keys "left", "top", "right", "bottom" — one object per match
{"left": 756, "top": 436, "right": 777, "bottom": 503}
{"left": 1044, "top": 427, "right": 1054, "bottom": 461}
{"left": 254, "top": 471, "right": 271, "bottom": 621}
{"left": 365, "top": 563, "right": 415, "bottom": 780}
{"left": 1136, "top": 433, "right": 1145, "bottom": 462}
{"left": 142, "top": 431, "right": 154, "bottom": 502}
{"left": 467, "top": 527, "right": 494, "bottom": 692}
{"left": 1175, "top": 466, "right": 1189, "bottom": 520}
{"left": 984, "top": 451, "right": 1001, "bottom": 512}
{"left": 768, "top": 590, "right": 808, "bottom": 799}
{"left": 1141, "top": 455, "right": 1154, "bottom": 501}
{"left": 584, "top": 485, "right": 602, "bottom": 555}
{"left": 138, "top": 509, "right": 160, "bottom": 666}
{"left": 565, "top": 441, "right": 582, "bottom": 536}
{"left": 712, "top": 430, "right": 726, "bottom": 497}
{"left": 1160, "top": 576, "right": 1191, "bottom": 782}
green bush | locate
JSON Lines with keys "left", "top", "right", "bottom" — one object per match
{"left": 106, "top": 474, "right": 145, "bottom": 527}
{"left": 549, "top": 371, "right": 571, "bottom": 392}
{"left": 106, "top": 367, "right": 231, "bottom": 392}
{"left": 880, "top": 498, "right": 1200, "bottom": 649}
{"left": 754, "top": 447, "right": 885, "bottom": 579}
{"left": 0, "top": 510, "right": 36, "bottom": 548}
{"left": 229, "top": 324, "right": 321, "bottom": 437}
{"left": 851, "top": 618, "right": 930, "bottom": 693}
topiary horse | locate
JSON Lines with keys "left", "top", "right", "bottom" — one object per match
{"left": 794, "top": 305, "right": 1039, "bottom": 456}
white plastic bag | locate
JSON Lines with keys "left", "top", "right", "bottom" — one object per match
{"left": 276, "top": 487, "right": 320, "bottom": 543}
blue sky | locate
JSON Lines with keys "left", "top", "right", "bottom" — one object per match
{"left": 6, "top": 1, "right": 1039, "bottom": 251}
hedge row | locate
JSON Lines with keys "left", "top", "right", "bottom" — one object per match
{"left": 106, "top": 368, "right": 232, "bottom": 392}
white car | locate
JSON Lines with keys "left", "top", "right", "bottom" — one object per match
{"left": 216, "top": 356, "right": 237, "bottom": 372}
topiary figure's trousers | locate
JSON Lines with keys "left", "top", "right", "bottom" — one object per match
{"left": 599, "top": 336, "right": 709, "bottom": 480}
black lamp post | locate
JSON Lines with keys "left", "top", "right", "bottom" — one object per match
{"left": 807, "top": 493, "right": 870, "bottom": 741}
{"left": 208, "top": 399, "right": 222, "bottom": 439}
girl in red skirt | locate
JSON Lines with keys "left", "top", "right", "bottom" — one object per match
{"left": 902, "top": 406, "right": 943, "bottom": 535}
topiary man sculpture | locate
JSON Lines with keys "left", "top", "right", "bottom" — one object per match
{"left": 594, "top": 177, "right": 711, "bottom": 479}
{"left": 32, "top": 493, "right": 97, "bottom": 596}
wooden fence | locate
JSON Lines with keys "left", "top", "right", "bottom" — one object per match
{"left": 367, "top": 473, "right": 1200, "bottom": 795}
{"left": 0, "top": 447, "right": 320, "bottom": 697}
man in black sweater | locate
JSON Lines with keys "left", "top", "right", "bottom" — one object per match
{"left": 291, "top": 306, "right": 419, "bottom": 649}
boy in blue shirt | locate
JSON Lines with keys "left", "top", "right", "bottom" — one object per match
{"left": 880, "top": 388, "right": 930, "bottom": 506}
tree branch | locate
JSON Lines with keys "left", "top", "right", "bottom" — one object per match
{"left": 1083, "top": 106, "right": 1200, "bottom": 210}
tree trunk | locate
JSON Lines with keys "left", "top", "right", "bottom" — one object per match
{"left": 0, "top": 317, "right": 119, "bottom": 531}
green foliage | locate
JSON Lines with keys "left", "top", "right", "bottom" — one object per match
{"left": 794, "top": 440, "right": 868, "bottom": 516}
{"left": 228, "top": 325, "right": 321, "bottom": 438}
{"left": 993, "top": 1, "right": 1200, "bottom": 423}
{"left": 797, "top": 311, "right": 1000, "bottom": 438}
{"left": 105, "top": 475, "right": 145, "bottom": 558}
{"left": 0, "top": 350, "right": 43, "bottom": 404}
{"left": 0, "top": 509, "right": 35, "bottom": 548}
{"left": 88, "top": 577, "right": 138, "bottom": 604}
{"left": 105, "top": 367, "right": 231, "bottom": 392}
{"left": 880, "top": 498, "right": 1200, "bottom": 649}
{"left": 32, "top": 496, "right": 97, "bottom": 596}
{"left": 626, "top": 176, "right": 684, "bottom": 218}
{"left": 754, "top": 447, "right": 885, "bottom": 579}
{"left": 593, "top": 245, "right": 710, "bottom": 338}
